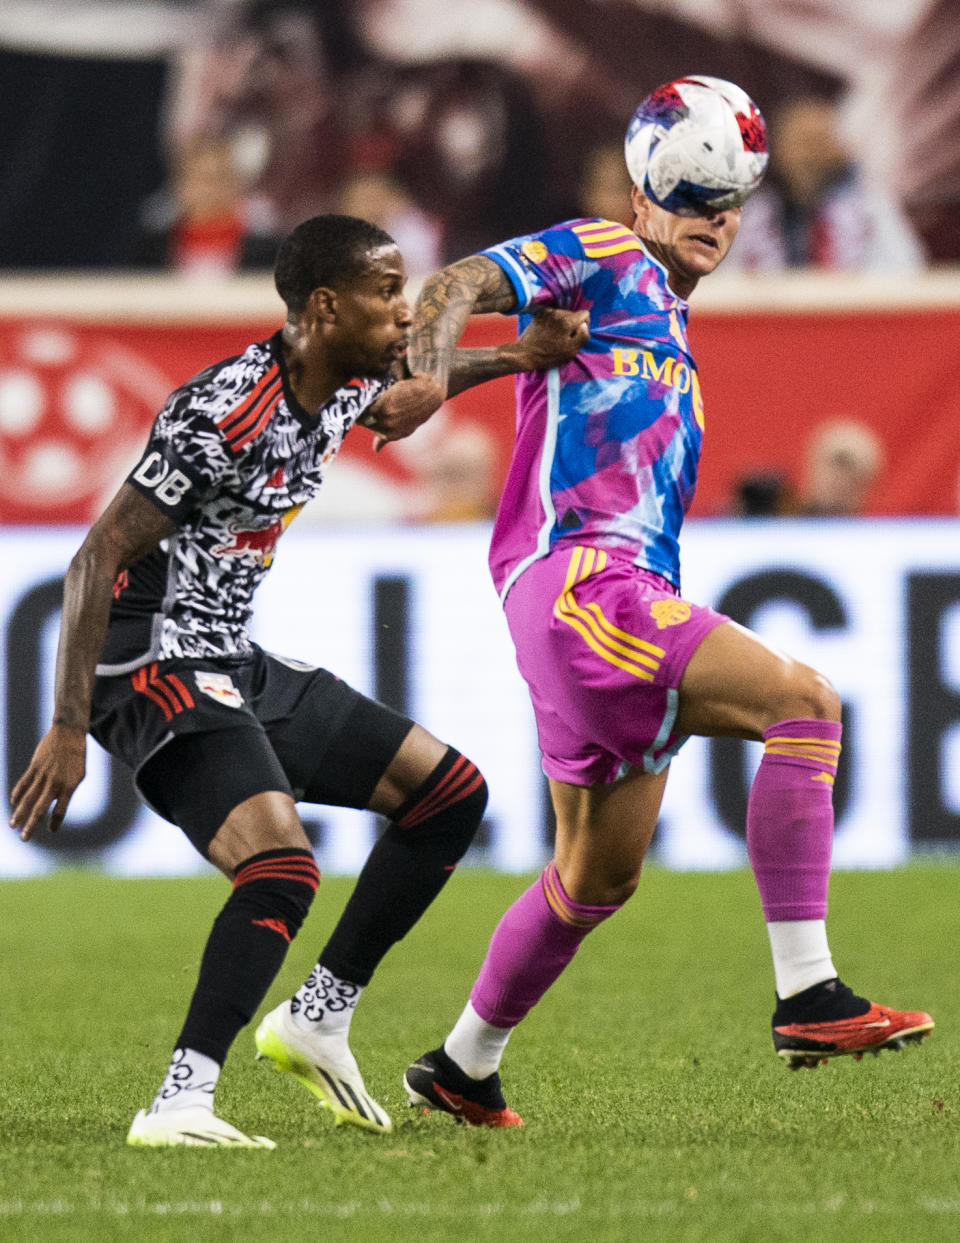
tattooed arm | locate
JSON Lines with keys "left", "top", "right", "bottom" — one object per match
{"left": 407, "top": 255, "right": 518, "bottom": 394}
{"left": 9, "top": 485, "right": 176, "bottom": 840}
{"left": 446, "top": 307, "right": 589, "bottom": 397}
{"left": 360, "top": 258, "right": 587, "bottom": 445}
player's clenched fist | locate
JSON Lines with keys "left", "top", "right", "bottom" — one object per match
{"left": 359, "top": 374, "right": 445, "bottom": 449}
{"left": 511, "top": 307, "right": 590, "bottom": 371}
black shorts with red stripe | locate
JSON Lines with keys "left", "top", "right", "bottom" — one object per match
{"left": 90, "top": 645, "right": 413, "bottom": 853}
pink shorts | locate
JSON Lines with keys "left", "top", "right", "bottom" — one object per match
{"left": 503, "top": 544, "right": 728, "bottom": 785}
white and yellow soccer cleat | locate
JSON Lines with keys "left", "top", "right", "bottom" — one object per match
{"left": 127, "top": 1106, "right": 276, "bottom": 1149}
{"left": 255, "top": 1001, "right": 392, "bottom": 1134}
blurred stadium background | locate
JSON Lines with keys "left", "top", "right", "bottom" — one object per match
{"left": 1, "top": 0, "right": 959, "bottom": 878}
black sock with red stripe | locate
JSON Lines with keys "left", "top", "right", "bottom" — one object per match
{"left": 176, "top": 847, "right": 319, "bottom": 1063}
{"left": 319, "top": 748, "right": 487, "bottom": 986}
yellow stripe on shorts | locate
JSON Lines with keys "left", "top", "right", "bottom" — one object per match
{"left": 553, "top": 546, "right": 664, "bottom": 681}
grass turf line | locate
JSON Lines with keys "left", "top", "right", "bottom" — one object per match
{"left": 1, "top": 865, "right": 959, "bottom": 1243}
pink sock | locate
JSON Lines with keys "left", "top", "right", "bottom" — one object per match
{"left": 470, "top": 862, "right": 621, "bottom": 1027}
{"left": 746, "top": 718, "right": 842, "bottom": 922}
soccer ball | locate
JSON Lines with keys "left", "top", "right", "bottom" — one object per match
{"left": 624, "top": 75, "right": 768, "bottom": 216}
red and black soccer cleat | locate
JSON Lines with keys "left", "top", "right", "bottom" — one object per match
{"left": 772, "top": 978, "right": 934, "bottom": 1070}
{"left": 404, "top": 1047, "right": 524, "bottom": 1127}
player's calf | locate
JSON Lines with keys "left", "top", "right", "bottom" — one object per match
{"left": 175, "top": 846, "right": 320, "bottom": 1062}
{"left": 319, "top": 747, "right": 487, "bottom": 986}
{"left": 132, "top": 845, "right": 320, "bottom": 1147}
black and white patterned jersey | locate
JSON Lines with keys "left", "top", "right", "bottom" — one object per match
{"left": 97, "top": 332, "right": 389, "bottom": 673}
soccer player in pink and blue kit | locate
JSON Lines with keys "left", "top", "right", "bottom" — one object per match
{"left": 378, "top": 80, "right": 935, "bottom": 1126}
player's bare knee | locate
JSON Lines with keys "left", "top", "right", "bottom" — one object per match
{"left": 209, "top": 790, "right": 308, "bottom": 875}
{"left": 560, "top": 861, "right": 641, "bottom": 907}
{"left": 602, "top": 871, "right": 642, "bottom": 906}
{"left": 767, "top": 664, "right": 841, "bottom": 726}
{"left": 811, "top": 670, "right": 842, "bottom": 721}
{"left": 368, "top": 723, "right": 449, "bottom": 811}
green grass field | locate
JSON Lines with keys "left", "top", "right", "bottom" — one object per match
{"left": 2, "top": 865, "right": 959, "bottom": 1242}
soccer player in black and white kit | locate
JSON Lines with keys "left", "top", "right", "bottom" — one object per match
{"left": 9, "top": 215, "right": 588, "bottom": 1148}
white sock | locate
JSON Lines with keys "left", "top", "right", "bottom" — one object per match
{"left": 444, "top": 1001, "right": 512, "bottom": 1080}
{"left": 767, "top": 920, "right": 837, "bottom": 999}
{"left": 290, "top": 964, "right": 363, "bottom": 1038}
{"left": 149, "top": 1047, "right": 220, "bottom": 1115}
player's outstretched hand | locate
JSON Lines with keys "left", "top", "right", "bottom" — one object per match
{"left": 513, "top": 307, "right": 589, "bottom": 371}
{"left": 9, "top": 725, "right": 86, "bottom": 842}
{"left": 359, "top": 374, "right": 445, "bottom": 452}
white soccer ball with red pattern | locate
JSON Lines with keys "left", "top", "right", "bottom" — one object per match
{"left": 625, "top": 75, "right": 768, "bottom": 216}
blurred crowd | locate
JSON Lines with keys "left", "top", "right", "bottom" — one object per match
{"left": 730, "top": 421, "right": 886, "bottom": 519}
{"left": 723, "top": 97, "right": 924, "bottom": 274}
{"left": 1, "top": 0, "right": 958, "bottom": 277}
{"left": 0, "top": 0, "right": 957, "bottom": 528}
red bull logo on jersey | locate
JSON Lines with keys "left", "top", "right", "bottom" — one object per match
{"left": 211, "top": 505, "right": 303, "bottom": 567}
{"left": 194, "top": 670, "right": 244, "bottom": 708}
{"left": 212, "top": 519, "right": 283, "bottom": 565}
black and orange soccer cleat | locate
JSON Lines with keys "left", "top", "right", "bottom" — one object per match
{"left": 772, "top": 978, "right": 934, "bottom": 1070}
{"left": 404, "top": 1047, "right": 524, "bottom": 1127}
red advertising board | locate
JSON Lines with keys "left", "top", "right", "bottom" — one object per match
{"left": 0, "top": 275, "right": 957, "bottom": 523}
{"left": 686, "top": 306, "right": 960, "bottom": 517}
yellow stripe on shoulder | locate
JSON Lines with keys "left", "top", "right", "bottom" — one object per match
{"left": 572, "top": 219, "right": 630, "bottom": 235}
{"left": 572, "top": 225, "right": 628, "bottom": 242}
{"left": 572, "top": 221, "right": 641, "bottom": 258}
{"left": 582, "top": 239, "right": 643, "bottom": 257}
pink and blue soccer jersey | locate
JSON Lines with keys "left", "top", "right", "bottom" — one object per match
{"left": 483, "top": 218, "right": 705, "bottom": 602}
